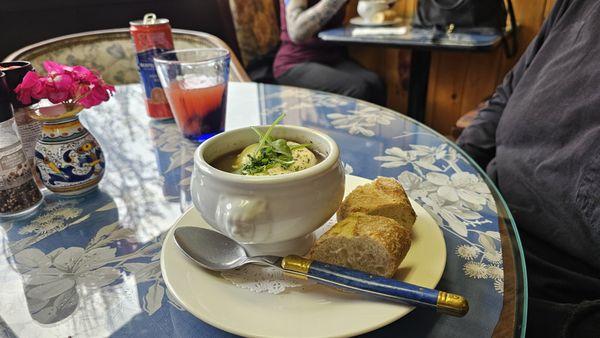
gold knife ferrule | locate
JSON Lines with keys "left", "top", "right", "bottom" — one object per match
{"left": 281, "top": 255, "right": 312, "bottom": 279}
{"left": 437, "top": 291, "right": 469, "bottom": 317}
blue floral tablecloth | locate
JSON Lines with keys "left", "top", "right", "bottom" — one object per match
{"left": 0, "top": 83, "right": 523, "bottom": 337}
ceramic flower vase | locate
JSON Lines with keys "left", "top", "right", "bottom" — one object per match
{"left": 31, "top": 103, "right": 105, "bottom": 196}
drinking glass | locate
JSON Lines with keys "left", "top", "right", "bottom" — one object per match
{"left": 154, "top": 49, "right": 230, "bottom": 142}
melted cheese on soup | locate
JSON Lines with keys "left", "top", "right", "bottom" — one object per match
{"left": 233, "top": 141, "right": 317, "bottom": 176}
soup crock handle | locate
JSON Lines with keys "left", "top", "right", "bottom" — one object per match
{"left": 215, "top": 195, "right": 268, "bottom": 242}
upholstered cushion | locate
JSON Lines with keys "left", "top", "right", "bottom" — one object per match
{"left": 229, "top": 0, "right": 280, "bottom": 66}
{"left": 9, "top": 29, "right": 246, "bottom": 85}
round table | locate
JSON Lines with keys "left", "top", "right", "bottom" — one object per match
{"left": 0, "top": 83, "right": 526, "bottom": 337}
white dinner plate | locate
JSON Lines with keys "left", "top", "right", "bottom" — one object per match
{"left": 349, "top": 16, "right": 403, "bottom": 27}
{"left": 161, "top": 175, "right": 446, "bottom": 338}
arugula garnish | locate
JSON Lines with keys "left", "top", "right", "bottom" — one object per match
{"left": 237, "top": 113, "right": 310, "bottom": 175}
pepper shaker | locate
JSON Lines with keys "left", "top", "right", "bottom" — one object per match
{"left": 0, "top": 61, "right": 42, "bottom": 166}
{"left": 0, "top": 71, "right": 43, "bottom": 217}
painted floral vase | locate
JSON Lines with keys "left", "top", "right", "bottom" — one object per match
{"left": 31, "top": 103, "right": 105, "bottom": 196}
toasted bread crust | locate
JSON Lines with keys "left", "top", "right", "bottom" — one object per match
{"left": 337, "top": 177, "right": 416, "bottom": 229}
{"left": 309, "top": 214, "right": 411, "bottom": 277}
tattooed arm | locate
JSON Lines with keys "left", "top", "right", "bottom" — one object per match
{"left": 286, "top": 0, "right": 348, "bottom": 43}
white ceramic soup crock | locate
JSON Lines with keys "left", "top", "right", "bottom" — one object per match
{"left": 191, "top": 125, "right": 345, "bottom": 256}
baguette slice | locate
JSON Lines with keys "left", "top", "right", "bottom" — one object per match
{"left": 337, "top": 177, "right": 416, "bottom": 230}
{"left": 309, "top": 214, "right": 411, "bottom": 278}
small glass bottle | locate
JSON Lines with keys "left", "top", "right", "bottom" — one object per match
{"left": 0, "top": 71, "right": 43, "bottom": 217}
{"left": 0, "top": 61, "right": 42, "bottom": 165}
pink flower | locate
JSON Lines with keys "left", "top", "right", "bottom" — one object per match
{"left": 14, "top": 60, "right": 114, "bottom": 108}
{"left": 14, "top": 71, "right": 46, "bottom": 105}
{"left": 78, "top": 82, "right": 115, "bottom": 108}
{"left": 71, "top": 66, "right": 95, "bottom": 81}
{"left": 45, "top": 75, "right": 73, "bottom": 104}
{"left": 43, "top": 60, "right": 66, "bottom": 75}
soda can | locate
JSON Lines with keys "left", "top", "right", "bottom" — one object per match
{"left": 130, "top": 13, "right": 174, "bottom": 119}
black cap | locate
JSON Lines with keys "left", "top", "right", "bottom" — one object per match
{"left": 0, "top": 72, "right": 15, "bottom": 123}
{"left": 0, "top": 61, "right": 36, "bottom": 109}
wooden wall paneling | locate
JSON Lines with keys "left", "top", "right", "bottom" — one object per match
{"left": 382, "top": 49, "right": 401, "bottom": 109}
{"left": 386, "top": 49, "right": 411, "bottom": 112}
{"left": 459, "top": 51, "right": 504, "bottom": 114}
{"left": 425, "top": 52, "right": 470, "bottom": 131}
{"left": 424, "top": 52, "right": 441, "bottom": 126}
{"left": 347, "top": 46, "right": 410, "bottom": 114}
{"left": 544, "top": 0, "right": 558, "bottom": 19}
{"left": 426, "top": 48, "right": 505, "bottom": 134}
{"left": 495, "top": 0, "right": 551, "bottom": 88}
{"left": 372, "top": 48, "right": 411, "bottom": 113}
{"left": 345, "top": 0, "right": 359, "bottom": 19}
{"left": 392, "top": 0, "right": 417, "bottom": 17}
{"left": 347, "top": 46, "right": 381, "bottom": 71}
{"left": 426, "top": 49, "right": 499, "bottom": 135}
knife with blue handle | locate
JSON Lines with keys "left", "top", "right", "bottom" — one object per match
{"left": 279, "top": 255, "right": 469, "bottom": 317}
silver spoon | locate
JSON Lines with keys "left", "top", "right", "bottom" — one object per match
{"left": 174, "top": 226, "right": 469, "bottom": 317}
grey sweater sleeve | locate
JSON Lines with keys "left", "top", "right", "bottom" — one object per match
{"left": 285, "top": 0, "right": 347, "bottom": 43}
{"left": 456, "top": 0, "right": 568, "bottom": 170}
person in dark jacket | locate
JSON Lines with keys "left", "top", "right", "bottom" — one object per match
{"left": 274, "top": 0, "right": 386, "bottom": 105}
{"left": 457, "top": 0, "right": 600, "bottom": 336}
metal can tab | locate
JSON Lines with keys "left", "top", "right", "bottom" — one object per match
{"left": 143, "top": 13, "right": 157, "bottom": 24}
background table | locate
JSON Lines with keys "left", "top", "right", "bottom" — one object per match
{"left": 0, "top": 83, "right": 525, "bottom": 337}
{"left": 319, "top": 25, "right": 508, "bottom": 123}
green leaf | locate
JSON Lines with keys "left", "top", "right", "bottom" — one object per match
{"left": 251, "top": 127, "right": 264, "bottom": 139}
{"left": 289, "top": 143, "right": 311, "bottom": 150}
{"left": 271, "top": 139, "right": 292, "bottom": 157}
{"left": 254, "top": 113, "right": 285, "bottom": 157}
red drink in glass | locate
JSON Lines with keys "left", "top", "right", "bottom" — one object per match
{"left": 164, "top": 77, "right": 227, "bottom": 140}
{"left": 154, "top": 49, "right": 230, "bottom": 142}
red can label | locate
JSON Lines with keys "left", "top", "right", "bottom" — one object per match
{"left": 130, "top": 19, "right": 174, "bottom": 119}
